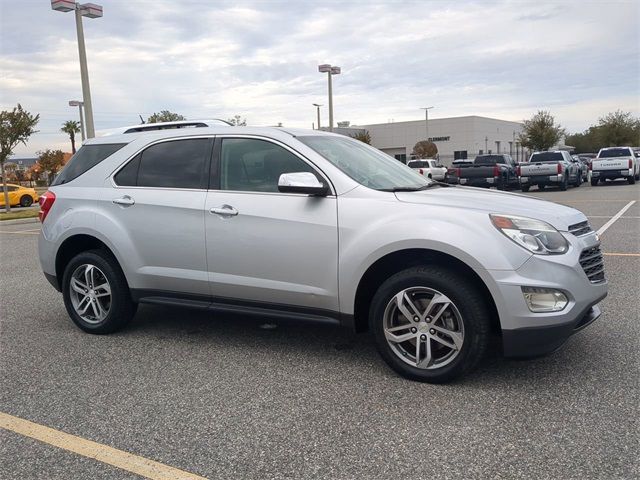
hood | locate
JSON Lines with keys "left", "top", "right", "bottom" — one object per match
{"left": 395, "top": 186, "right": 586, "bottom": 231}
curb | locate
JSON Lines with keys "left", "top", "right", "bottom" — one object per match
{"left": 0, "top": 218, "right": 40, "bottom": 226}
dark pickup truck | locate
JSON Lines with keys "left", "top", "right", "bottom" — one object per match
{"left": 450, "top": 154, "right": 519, "bottom": 190}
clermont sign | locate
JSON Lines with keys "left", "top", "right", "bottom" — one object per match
{"left": 428, "top": 136, "right": 451, "bottom": 142}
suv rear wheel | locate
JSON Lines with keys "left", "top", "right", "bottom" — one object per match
{"left": 62, "top": 250, "right": 135, "bottom": 334}
{"left": 369, "top": 266, "right": 490, "bottom": 383}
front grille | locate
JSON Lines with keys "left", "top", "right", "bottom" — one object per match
{"left": 569, "top": 221, "right": 593, "bottom": 236}
{"left": 579, "top": 246, "right": 605, "bottom": 283}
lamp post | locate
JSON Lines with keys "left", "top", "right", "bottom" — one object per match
{"left": 420, "top": 106, "right": 434, "bottom": 141}
{"left": 69, "top": 100, "right": 85, "bottom": 141}
{"left": 318, "top": 64, "right": 341, "bottom": 131}
{"left": 312, "top": 103, "right": 322, "bottom": 130}
{"left": 485, "top": 136, "right": 488, "bottom": 153}
{"left": 51, "top": 1, "right": 102, "bottom": 138}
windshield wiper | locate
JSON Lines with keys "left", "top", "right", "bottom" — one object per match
{"left": 382, "top": 182, "right": 451, "bottom": 192}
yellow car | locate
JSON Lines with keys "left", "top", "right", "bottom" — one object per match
{"left": 0, "top": 184, "right": 39, "bottom": 207}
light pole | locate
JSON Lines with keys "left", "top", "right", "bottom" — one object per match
{"left": 318, "top": 64, "right": 341, "bottom": 131}
{"left": 313, "top": 103, "right": 322, "bottom": 130}
{"left": 51, "top": 1, "right": 103, "bottom": 138}
{"left": 485, "top": 136, "right": 488, "bottom": 153}
{"left": 420, "top": 106, "right": 434, "bottom": 141}
{"left": 69, "top": 100, "right": 85, "bottom": 141}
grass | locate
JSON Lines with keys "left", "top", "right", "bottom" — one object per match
{"left": 0, "top": 209, "right": 39, "bottom": 221}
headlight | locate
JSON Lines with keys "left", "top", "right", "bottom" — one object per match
{"left": 490, "top": 214, "right": 569, "bottom": 254}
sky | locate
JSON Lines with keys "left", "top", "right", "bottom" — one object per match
{"left": 1, "top": 0, "right": 639, "bottom": 156}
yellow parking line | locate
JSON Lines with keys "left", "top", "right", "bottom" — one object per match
{"left": 0, "top": 412, "right": 208, "bottom": 480}
{"left": 603, "top": 252, "right": 640, "bottom": 257}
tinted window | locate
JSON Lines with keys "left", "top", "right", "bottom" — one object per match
{"left": 407, "top": 161, "right": 430, "bottom": 168}
{"left": 474, "top": 155, "right": 505, "bottom": 165}
{"left": 599, "top": 148, "right": 632, "bottom": 158}
{"left": 135, "top": 139, "right": 209, "bottom": 189}
{"left": 52, "top": 143, "right": 126, "bottom": 186}
{"left": 113, "top": 153, "right": 141, "bottom": 186}
{"left": 529, "top": 152, "right": 564, "bottom": 162}
{"left": 220, "top": 138, "right": 317, "bottom": 192}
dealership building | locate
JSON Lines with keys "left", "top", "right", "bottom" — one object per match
{"left": 332, "top": 115, "right": 526, "bottom": 166}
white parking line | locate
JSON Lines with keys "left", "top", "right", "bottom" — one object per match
{"left": 597, "top": 201, "right": 637, "bottom": 236}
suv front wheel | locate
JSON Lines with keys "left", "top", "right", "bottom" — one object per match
{"left": 62, "top": 250, "right": 136, "bottom": 334}
{"left": 370, "top": 266, "right": 490, "bottom": 383}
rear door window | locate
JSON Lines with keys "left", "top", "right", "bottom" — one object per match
{"left": 114, "top": 138, "right": 210, "bottom": 189}
{"left": 52, "top": 143, "right": 127, "bottom": 185}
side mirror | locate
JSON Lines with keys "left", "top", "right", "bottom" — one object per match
{"left": 278, "top": 172, "right": 329, "bottom": 196}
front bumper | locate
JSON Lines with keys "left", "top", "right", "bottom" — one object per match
{"left": 502, "top": 304, "right": 601, "bottom": 357}
{"left": 488, "top": 230, "right": 607, "bottom": 358}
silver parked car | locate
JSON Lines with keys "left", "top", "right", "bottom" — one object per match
{"left": 38, "top": 124, "right": 607, "bottom": 382}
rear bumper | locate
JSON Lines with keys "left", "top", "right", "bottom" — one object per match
{"left": 459, "top": 177, "right": 497, "bottom": 188}
{"left": 592, "top": 169, "right": 631, "bottom": 179}
{"left": 502, "top": 304, "right": 601, "bottom": 357}
{"left": 520, "top": 174, "right": 563, "bottom": 185}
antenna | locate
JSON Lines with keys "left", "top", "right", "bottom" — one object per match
{"left": 138, "top": 115, "right": 145, "bottom": 124}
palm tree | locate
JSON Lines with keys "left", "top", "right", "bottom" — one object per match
{"left": 61, "top": 120, "right": 81, "bottom": 154}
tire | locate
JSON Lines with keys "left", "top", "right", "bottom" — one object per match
{"left": 629, "top": 175, "right": 636, "bottom": 185}
{"left": 574, "top": 175, "right": 582, "bottom": 187}
{"left": 591, "top": 178, "right": 599, "bottom": 186}
{"left": 369, "top": 266, "right": 491, "bottom": 383}
{"left": 559, "top": 176, "right": 568, "bottom": 191}
{"left": 19, "top": 195, "right": 33, "bottom": 207}
{"left": 538, "top": 184, "right": 545, "bottom": 191}
{"left": 521, "top": 185, "right": 530, "bottom": 192}
{"left": 62, "top": 249, "right": 135, "bottom": 334}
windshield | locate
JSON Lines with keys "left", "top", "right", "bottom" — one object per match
{"left": 529, "top": 152, "right": 564, "bottom": 162}
{"left": 598, "top": 148, "right": 632, "bottom": 158}
{"left": 298, "top": 136, "right": 430, "bottom": 191}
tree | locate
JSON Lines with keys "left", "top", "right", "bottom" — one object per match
{"left": 412, "top": 140, "right": 438, "bottom": 159}
{"left": 26, "top": 164, "right": 41, "bottom": 187}
{"left": 351, "top": 130, "right": 371, "bottom": 144}
{"left": 37, "top": 149, "right": 65, "bottom": 185}
{"left": 518, "top": 110, "right": 565, "bottom": 151}
{"left": 146, "top": 111, "right": 186, "bottom": 123}
{"left": 0, "top": 104, "right": 39, "bottom": 212}
{"left": 594, "top": 110, "right": 640, "bottom": 147}
{"left": 61, "top": 120, "right": 81, "bottom": 154}
{"left": 227, "top": 115, "right": 247, "bottom": 126}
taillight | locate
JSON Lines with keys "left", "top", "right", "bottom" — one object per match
{"left": 419, "top": 168, "right": 424, "bottom": 175}
{"left": 588, "top": 162, "right": 592, "bottom": 171}
{"left": 629, "top": 159, "right": 633, "bottom": 169}
{"left": 516, "top": 166, "right": 521, "bottom": 176}
{"left": 557, "top": 163, "right": 562, "bottom": 174}
{"left": 456, "top": 168, "right": 461, "bottom": 177}
{"left": 38, "top": 191, "right": 56, "bottom": 222}
{"left": 493, "top": 165, "right": 500, "bottom": 177}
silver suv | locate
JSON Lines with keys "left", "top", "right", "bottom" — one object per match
{"left": 38, "top": 124, "right": 607, "bottom": 382}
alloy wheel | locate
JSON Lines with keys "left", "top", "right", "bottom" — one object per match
{"left": 69, "top": 264, "right": 112, "bottom": 324}
{"left": 383, "top": 287, "right": 465, "bottom": 369}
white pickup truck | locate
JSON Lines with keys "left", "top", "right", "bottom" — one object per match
{"left": 591, "top": 146, "right": 639, "bottom": 186}
{"left": 518, "top": 151, "right": 582, "bottom": 192}
{"left": 407, "top": 159, "right": 447, "bottom": 181}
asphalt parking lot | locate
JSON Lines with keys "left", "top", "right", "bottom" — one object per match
{"left": 1, "top": 181, "right": 638, "bottom": 479}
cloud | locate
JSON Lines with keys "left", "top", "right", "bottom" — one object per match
{"left": 1, "top": 0, "right": 638, "bottom": 155}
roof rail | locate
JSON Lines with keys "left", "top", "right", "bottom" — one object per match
{"left": 100, "top": 119, "right": 233, "bottom": 136}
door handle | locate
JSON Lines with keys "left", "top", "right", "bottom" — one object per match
{"left": 210, "top": 204, "right": 238, "bottom": 217}
{"left": 112, "top": 195, "right": 135, "bottom": 206}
